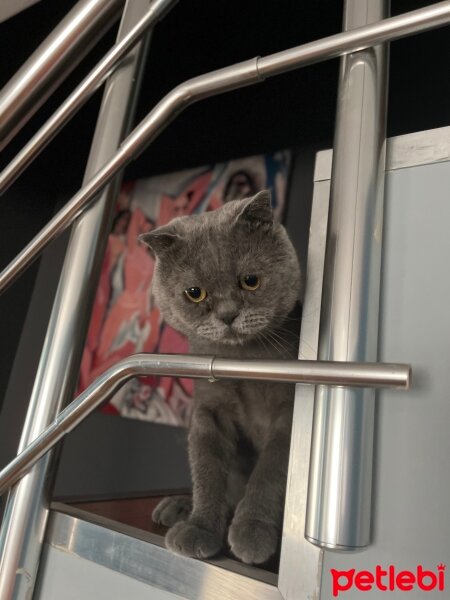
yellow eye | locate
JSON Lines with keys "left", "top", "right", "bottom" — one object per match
{"left": 240, "top": 274, "right": 260, "bottom": 291}
{"left": 184, "top": 287, "right": 207, "bottom": 303}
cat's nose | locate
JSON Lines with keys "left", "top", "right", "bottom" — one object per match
{"left": 220, "top": 312, "right": 239, "bottom": 326}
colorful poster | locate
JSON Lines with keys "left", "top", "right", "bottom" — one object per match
{"left": 78, "top": 151, "right": 291, "bottom": 426}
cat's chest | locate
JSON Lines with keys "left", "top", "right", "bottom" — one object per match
{"left": 232, "top": 383, "right": 269, "bottom": 446}
{"left": 242, "top": 381, "right": 293, "bottom": 436}
{"left": 211, "top": 379, "right": 293, "bottom": 449}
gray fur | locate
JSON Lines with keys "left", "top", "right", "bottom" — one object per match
{"left": 152, "top": 496, "right": 192, "bottom": 527}
{"left": 142, "top": 190, "right": 302, "bottom": 565}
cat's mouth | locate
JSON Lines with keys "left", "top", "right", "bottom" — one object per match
{"left": 195, "top": 315, "right": 271, "bottom": 345}
{"left": 220, "top": 328, "right": 246, "bottom": 345}
{"left": 196, "top": 327, "right": 250, "bottom": 346}
{"left": 217, "top": 324, "right": 267, "bottom": 346}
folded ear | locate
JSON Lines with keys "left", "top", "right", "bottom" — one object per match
{"left": 138, "top": 223, "right": 181, "bottom": 256}
{"left": 235, "top": 190, "right": 273, "bottom": 231}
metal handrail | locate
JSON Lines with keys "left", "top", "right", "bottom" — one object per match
{"left": 0, "top": 0, "right": 125, "bottom": 150}
{"left": 0, "top": 3, "right": 161, "bottom": 598}
{"left": 0, "top": 0, "right": 178, "bottom": 195}
{"left": 0, "top": 353, "right": 411, "bottom": 497}
{"left": 1, "top": 0, "right": 450, "bottom": 293}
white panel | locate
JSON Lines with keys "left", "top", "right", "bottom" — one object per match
{"left": 321, "top": 159, "right": 450, "bottom": 598}
{"left": 35, "top": 544, "right": 184, "bottom": 600}
{"left": 314, "top": 127, "right": 450, "bottom": 183}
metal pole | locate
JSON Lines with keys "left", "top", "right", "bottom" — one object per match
{"left": 0, "top": 0, "right": 124, "bottom": 150}
{"left": 1, "top": 0, "right": 450, "bottom": 292}
{"left": 0, "top": 0, "right": 178, "bottom": 196}
{"left": 305, "top": 0, "right": 389, "bottom": 550}
{"left": 0, "top": 1, "right": 155, "bottom": 598}
{"left": 0, "top": 354, "right": 411, "bottom": 497}
{"left": 0, "top": 59, "right": 262, "bottom": 292}
{"left": 211, "top": 358, "right": 409, "bottom": 388}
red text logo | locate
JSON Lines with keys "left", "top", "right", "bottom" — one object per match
{"left": 331, "top": 564, "right": 446, "bottom": 597}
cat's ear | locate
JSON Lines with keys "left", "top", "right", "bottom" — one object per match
{"left": 235, "top": 190, "right": 273, "bottom": 231}
{"left": 138, "top": 224, "right": 181, "bottom": 256}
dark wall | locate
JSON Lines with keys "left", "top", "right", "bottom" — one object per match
{"left": 0, "top": 0, "right": 449, "bottom": 419}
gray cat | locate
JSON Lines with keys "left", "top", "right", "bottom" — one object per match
{"left": 140, "top": 190, "right": 302, "bottom": 565}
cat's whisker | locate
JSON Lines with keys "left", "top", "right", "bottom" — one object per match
{"left": 255, "top": 332, "right": 271, "bottom": 356}
{"left": 259, "top": 331, "right": 284, "bottom": 357}
{"left": 271, "top": 332, "right": 313, "bottom": 361}
{"left": 300, "top": 339, "right": 317, "bottom": 354}
{"left": 264, "top": 327, "right": 287, "bottom": 344}
{"left": 265, "top": 326, "right": 297, "bottom": 350}
{"left": 264, "top": 330, "right": 291, "bottom": 357}
{"left": 270, "top": 321, "right": 300, "bottom": 333}
{"left": 258, "top": 331, "right": 277, "bottom": 354}
{"left": 266, "top": 325, "right": 314, "bottom": 360}
{"left": 269, "top": 326, "right": 300, "bottom": 342}
{"left": 267, "top": 326, "right": 296, "bottom": 340}
{"left": 272, "top": 314, "right": 301, "bottom": 321}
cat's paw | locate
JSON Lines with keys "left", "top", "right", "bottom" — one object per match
{"left": 165, "top": 520, "right": 222, "bottom": 559}
{"left": 152, "top": 496, "right": 192, "bottom": 527}
{"left": 228, "top": 518, "right": 279, "bottom": 564}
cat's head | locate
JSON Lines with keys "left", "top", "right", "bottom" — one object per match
{"left": 140, "top": 190, "right": 301, "bottom": 346}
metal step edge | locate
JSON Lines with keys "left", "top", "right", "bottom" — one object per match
{"left": 44, "top": 504, "right": 279, "bottom": 600}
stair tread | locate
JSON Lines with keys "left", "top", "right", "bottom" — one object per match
{"left": 70, "top": 495, "right": 178, "bottom": 536}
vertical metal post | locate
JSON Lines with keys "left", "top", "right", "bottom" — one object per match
{"left": 0, "top": 1, "right": 151, "bottom": 598}
{"left": 305, "top": 0, "right": 389, "bottom": 550}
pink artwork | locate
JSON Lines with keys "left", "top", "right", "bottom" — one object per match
{"left": 77, "top": 152, "right": 291, "bottom": 426}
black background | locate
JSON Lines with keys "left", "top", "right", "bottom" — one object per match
{"left": 0, "top": 0, "right": 449, "bottom": 412}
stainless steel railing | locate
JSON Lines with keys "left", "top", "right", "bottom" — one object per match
{"left": 0, "top": 353, "right": 411, "bottom": 497}
{"left": 0, "top": 1, "right": 449, "bottom": 599}
{"left": 1, "top": 1, "right": 450, "bottom": 292}
{"left": 0, "top": 2, "right": 166, "bottom": 599}
{"left": 306, "top": 0, "right": 389, "bottom": 552}
{"left": 0, "top": 0, "right": 125, "bottom": 150}
{"left": 0, "top": 0, "right": 178, "bottom": 194}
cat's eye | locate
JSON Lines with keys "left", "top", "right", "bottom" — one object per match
{"left": 184, "top": 287, "right": 207, "bottom": 303}
{"left": 240, "top": 274, "right": 260, "bottom": 291}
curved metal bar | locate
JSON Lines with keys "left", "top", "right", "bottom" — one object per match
{"left": 0, "top": 59, "right": 262, "bottom": 293}
{"left": 0, "top": 0, "right": 124, "bottom": 150}
{"left": 0, "top": 0, "right": 178, "bottom": 195}
{"left": 0, "top": 353, "right": 410, "bottom": 497}
{"left": 1, "top": 0, "right": 450, "bottom": 293}
{"left": 256, "top": 0, "right": 450, "bottom": 77}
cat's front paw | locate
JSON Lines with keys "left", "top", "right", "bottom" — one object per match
{"left": 152, "top": 496, "right": 192, "bottom": 527}
{"left": 165, "top": 520, "right": 223, "bottom": 559}
{"left": 228, "top": 518, "right": 279, "bottom": 565}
